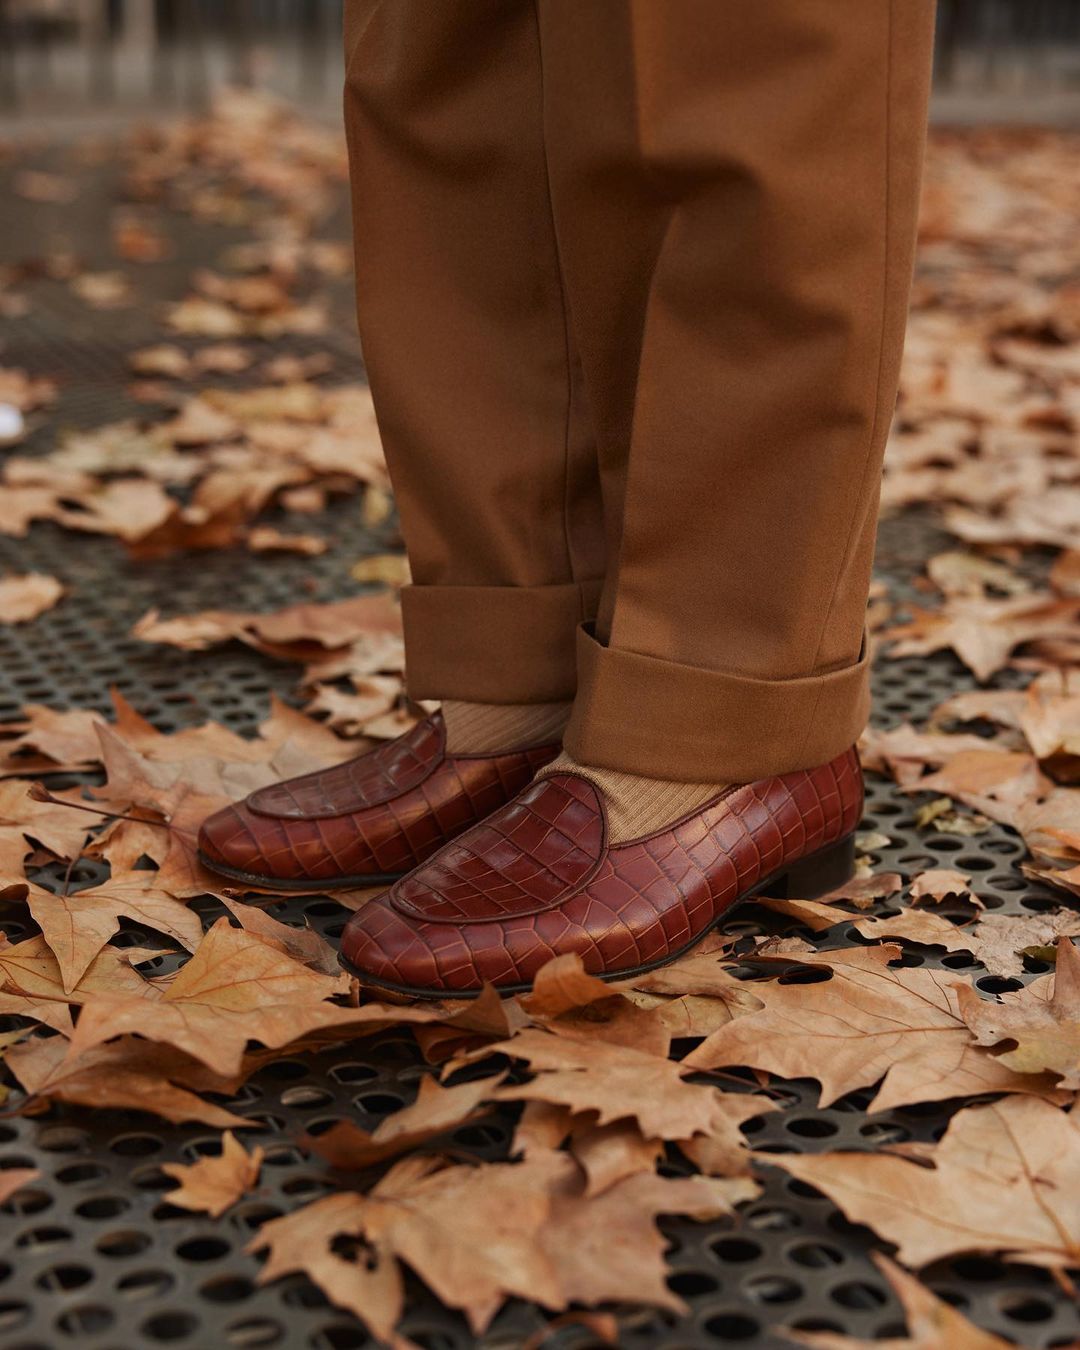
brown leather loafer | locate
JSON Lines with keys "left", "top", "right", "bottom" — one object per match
{"left": 197, "top": 713, "right": 559, "bottom": 891}
{"left": 339, "top": 747, "right": 863, "bottom": 995}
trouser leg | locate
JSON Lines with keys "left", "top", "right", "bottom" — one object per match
{"left": 343, "top": 0, "right": 604, "bottom": 704}
{"left": 536, "top": 0, "right": 936, "bottom": 780}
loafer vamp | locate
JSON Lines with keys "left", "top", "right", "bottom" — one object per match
{"left": 341, "top": 748, "right": 864, "bottom": 993}
{"left": 197, "top": 713, "right": 558, "bottom": 886}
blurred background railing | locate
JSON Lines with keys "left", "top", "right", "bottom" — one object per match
{"left": 1, "top": 0, "right": 1080, "bottom": 121}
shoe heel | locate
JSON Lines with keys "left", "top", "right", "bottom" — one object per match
{"left": 775, "top": 835, "right": 856, "bottom": 900}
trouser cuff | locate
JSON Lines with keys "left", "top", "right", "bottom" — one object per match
{"left": 563, "top": 626, "right": 870, "bottom": 782}
{"left": 401, "top": 580, "right": 602, "bottom": 703}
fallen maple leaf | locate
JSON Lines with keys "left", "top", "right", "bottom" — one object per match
{"left": 884, "top": 592, "right": 1080, "bottom": 683}
{"left": 683, "top": 947, "right": 1064, "bottom": 1111}
{"left": 304, "top": 1074, "right": 503, "bottom": 1172}
{"left": 784, "top": 1253, "right": 1016, "bottom": 1349}
{"left": 491, "top": 1026, "right": 769, "bottom": 1143}
{"left": 163, "top": 1130, "right": 264, "bottom": 1216}
{"left": 6, "top": 1035, "right": 250, "bottom": 1128}
{"left": 0, "top": 1168, "right": 41, "bottom": 1206}
{"left": 0, "top": 574, "right": 64, "bottom": 624}
{"left": 957, "top": 938, "right": 1080, "bottom": 1087}
{"left": 250, "top": 1149, "right": 753, "bottom": 1343}
{"left": 24, "top": 875, "right": 203, "bottom": 993}
{"left": 132, "top": 592, "right": 401, "bottom": 658}
{"left": 66, "top": 918, "right": 448, "bottom": 1077}
{"left": 767, "top": 1096, "right": 1080, "bottom": 1271}
{"left": 909, "top": 867, "right": 978, "bottom": 905}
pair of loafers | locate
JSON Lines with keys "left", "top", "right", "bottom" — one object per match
{"left": 198, "top": 712, "right": 861, "bottom": 998}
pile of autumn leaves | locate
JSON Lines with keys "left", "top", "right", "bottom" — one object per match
{"left": 1, "top": 111, "right": 1080, "bottom": 1346}
{"left": 0, "top": 691, "right": 1078, "bottom": 1348}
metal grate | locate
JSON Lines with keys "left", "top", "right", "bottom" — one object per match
{"left": 1, "top": 155, "right": 1078, "bottom": 1350}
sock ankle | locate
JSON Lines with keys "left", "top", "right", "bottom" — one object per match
{"left": 536, "top": 752, "right": 727, "bottom": 843}
{"left": 441, "top": 699, "right": 571, "bottom": 755}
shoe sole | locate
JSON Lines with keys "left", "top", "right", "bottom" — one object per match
{"left": 338, "top": 833, "right": 857, "bottom": 1001}
{"left": 196, "top": 850, "right": 405, "bottom": 893}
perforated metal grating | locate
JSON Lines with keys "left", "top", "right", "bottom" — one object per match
{"left": 1, "top": 150, "right": 1078, "bottom": 1350}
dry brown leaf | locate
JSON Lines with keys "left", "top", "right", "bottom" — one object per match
{"left": 883, "top": 593, "right": 1080, "bottom": 682}
{"left": 6, "top": 1034, "right": 250, "bottom": 1128}
{"left": 0, "top": 933, "right": 152, "bottom": 1005}
{"left": 957, "top": 938, "right": 1080, "bottom": 1087}
{"left": 567, "top": 1117, "right": 664, "bottom": 1196}
{"left": 162, "top": 1131, "right": 264, "bottom": 1217}
{"left": 66, "top": 918, "right": 449, "bottom": 1077}
{"left": 491, "top": 1027, "right": 758, "bottom": 1141}
{"left": 304, "top": 1074, "right": 503, "bottom": 1171}
{"left": 768, "top": 1096, "right": 1080, "bottom": 1270}
{"left": 247, "top": 526, "right": 327, "bottom": 555}
{"left": 218, "top": 896, "right": 339, "bottom": 975}
{"left": 24, "top": 875, "right": 203, "bottom": 993}
{"left": 910, "top": 867, "right": 978, "bottom": 905}
{"left": 0, "top": 1168, "right": 42, "bottom": 1206}
{"left": 784, "top": 1253, "right": 1018, "bottom": 1349}
{"left": 0, "top": 574, "right": 64, "bottom": 624}
{"left": 519, "top": 953, "right": 624, "bottom": 1018}
{"left": 684, "top": 948, "right": 1064, "bottom": 1111}
{"left": 250, "top": 1149, "right": 753, "bottom": 1343}
{"left": 129, "top": 344, "right": 192, "bottom": 378}
{"left": 132, "top": 592, "right": 401, "bottom": 659}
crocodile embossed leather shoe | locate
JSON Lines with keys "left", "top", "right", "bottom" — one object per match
{"left": 197, "top": 713, "right": 559, "bottom": 892}
{"left": 339, "top": 747, "right": 863, "bottom": 996}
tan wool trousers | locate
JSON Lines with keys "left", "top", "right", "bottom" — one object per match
{"left": 343, "top": 0, "right": 936, "bottom": 783}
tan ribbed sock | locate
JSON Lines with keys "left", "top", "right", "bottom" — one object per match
{"left": 537, "top": 752, "right": 728, "bottom": 844}
{"left": 441, "top": 699, "right": 571, "bottom": 754}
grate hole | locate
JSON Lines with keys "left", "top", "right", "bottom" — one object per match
{"left": 227, "top": 1318, "right": 285, "bottom": 1347}
{"left": 142, "top": 1310, "right": 200, "bottom": 1342}
{"left": 118, "top": 1269, "right": 176, "bottom": 1299}
{"left": 786, "top": 1116, "right": 839, "bottom": 1139}
{"left": 36, "top": 1264, "right": 93, "bottom": 1292}
{"left": 998, "top": 1294, "right": 1056, "bottom": 1323}
{"left": 96, "top": 1229, "right": 152, "bottom": 1258}
{"left": 743, "top": 1274, "right": 803, "bottom": 1304}
{"left": 788, "top": 1242, "right": 845, "bottom": 1270}
{"left": 711, "top": 1238, "right": 763, "bottom": 1263}
{"left": 702, "top": 1313, "right": 759, "bottom": 1340}
{"left": 75, "top": 1194, "right": 130, "bottom": 1220}
{"left": 0, "top": 1302, "right": 31, "bottom": 1332}
{"left": 203, "top": 1276, "right": 257, "bottom": 1304}
{"left": 176, "top": 1237, "right": 232, "bottom": 1263}
{"left": 830, "top": 1280, "right": 888, "bottom": 1310}
{"left": 56, "top": 1304, "right": 114, "bottom": 1336}
{"left": 16, "top": 1226, "right": 72, "bottom": 1251}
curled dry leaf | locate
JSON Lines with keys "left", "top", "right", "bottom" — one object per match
{"left": 24, "top": 876, "right": 203, "bottom": 994}
{"left": 218, "top": 896, "right": 339, "bottom": 975}
{"left": 491, "top": 1026, "right": 761, "bottom": 1143}
{"left": 65, "top": 919, "right": 453, "bottom": 1078}
{"left": 132, "top": 591, "right": 401, "bottom": 657}
{"left": 683, "top": 946, "right": 1065, "bottom": 1112}
{"left": 784, "top": 1253, "right": 1017, "bottom": 1349}
{"left": 303, "top": 1073, "right": 504, "bottom": 1172}
{"left": 882, "top": 593, "right": 1080, "bottom": 683}
{"left": 767, "top": 1096, "right": 1080, "bottom": 1271}
{"left": 957, "top": 938, "right": 1080, "bottom": 1087}
{"left": 0, "top": 574, "right": 64, "bottom": 624}
{"left": 163, "top": 1131, "right": 264, "bottom": 1217}
{"left": 250, "top": 1149, "right": 755, "bottom": 1344}
{"left": 909, "top": 867, "right": 978, "bottom": 905}
{"left": 0, "top": 1169, "right": 41, "bottom": 1207}
{"left": 0, "top": 933, "right": 153, "bottom": 1006}
{"left": 5, "top": 1036, "right": 250, "bottom": 1129}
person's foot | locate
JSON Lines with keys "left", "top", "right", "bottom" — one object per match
{"left": 197, "top": 712, "right": 561, "bottom": 892}
{"left": 338, "top": 748, "right": 863, "bottom": 996}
